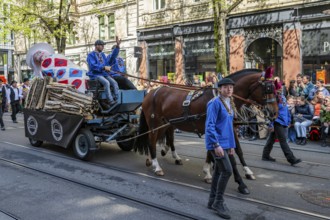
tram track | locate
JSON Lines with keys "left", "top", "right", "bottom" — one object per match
{"left": 0, "top": 141, "right": 329, "bottom": 220}
{"left": 0, "top": 156, "right": 204, "bottom": 220}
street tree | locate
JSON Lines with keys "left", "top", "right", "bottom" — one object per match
{"left": 0, "top": 0, "right": 78, "bottom": 53}
{"left": 212, "top": 0, "right": 244, "bottom": 76}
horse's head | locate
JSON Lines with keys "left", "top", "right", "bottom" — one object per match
{"left": 227, "top": 69, "right": 279, "bottom": 121}
{"left": 259, "top": 80, "right": 279, "bottom": 121}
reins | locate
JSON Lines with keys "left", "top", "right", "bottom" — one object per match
{"left": 111, "top": 70, "right": 273, "bottom": 143}
{"left": 112, "top": 70, "right": 263, "bottom": 107}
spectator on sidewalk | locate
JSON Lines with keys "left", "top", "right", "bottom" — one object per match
{"left": 288, "top": 80, "right": 298, "bottom": 97}
{"left": 296, "top": 74, "right": 305, "bottom": 97}
{"left": 309, "top": 79, "right": 330, "bottom": 101}
{"left": 294, "top": 96, "right": 313, "bottom": 145}
{"left": 310, "top": 90, "right": 324, "bottom": 125}
{"left": 320, "top": 96, "right": 330, "bottom": 147}
{"left": 302, "top": 75, "right": 315, "bottom": 101}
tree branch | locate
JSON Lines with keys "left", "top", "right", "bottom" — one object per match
{"left": 227, "top": 0, "right": 243, "bottom": 14}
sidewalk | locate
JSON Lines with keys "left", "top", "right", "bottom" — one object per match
{"left": 239, "top": 137, "right": 330, "bottom": 154}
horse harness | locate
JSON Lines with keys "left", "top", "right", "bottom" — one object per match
{"left": 150, "top": 86, "right": 205, "bottom": 137}
{"left": 175, "top": 89, "right": 205, "bottom": 137}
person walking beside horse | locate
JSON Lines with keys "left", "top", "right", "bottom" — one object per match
{"left": 262, "top": 82, "right": 302, "bottom": 166}
{"left": 205, "top": 78, "right": 236, "bottom": 219}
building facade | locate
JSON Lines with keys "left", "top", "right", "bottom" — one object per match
{"left": 0, "top": 5, "right": 15, "bottom": 83}
{"left": 138, "top": 0, "right": 330, "bottom": 86}
{"left": 12, "top": 0, "right": 330, "bottom": 86}
{"left": 228, "top": 0, "right": 330, "bottom": 85}
{"left": 137, "top": 0, "right": 215, "bottom": 84}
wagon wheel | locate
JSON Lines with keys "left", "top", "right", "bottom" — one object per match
{"left": 73, "top": 128, "right": 95, "bottom": 161}
{"left": 116, "top": 137, "right": 134, "bottom": 151}
{"left": 29, "top": 138, "right": 43, "bottom": 147}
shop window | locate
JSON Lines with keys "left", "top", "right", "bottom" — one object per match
{"left": 99, "top": 16, "right": 106, "bottom": 40}
{"left": 154, "top": 0, "right": 165, "bottom": 10}
{"left": 108, "top": 14, "right": 115, "bottom": 39}
{"left": 149, "top": 59, "right": 175, "bottom": 80}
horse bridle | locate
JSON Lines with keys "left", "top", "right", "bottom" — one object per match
{"left": 249, "top": 80, "right": 277, "bottom": 106}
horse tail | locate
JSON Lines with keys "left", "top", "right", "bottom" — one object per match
{"left": 134, "top": 110, "right": 150, "bottom": 155}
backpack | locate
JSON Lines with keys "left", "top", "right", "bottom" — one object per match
{"left": 309, "top": 128, "right": 320, "bottom": 141}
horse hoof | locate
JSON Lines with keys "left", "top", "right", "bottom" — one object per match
{"left": 146, "top": 159, "right": 152, "bottom": 167}
{"left": 175, "top": 160, "right": 183, "bottom": 165}
{"left": 155, "top": 170, "right": 164, "bottom": 176}
{"left": 161, "top": 150, "right": 166, "bottom": 157}
{"left": 245, "top": 174, "right": 256, "bottom": 180}
{"left": 204, "top": 178, "right": 212, "bottom": 184}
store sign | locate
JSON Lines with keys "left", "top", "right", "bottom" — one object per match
{"left": 324, "top": 41, "right": 330, "bottom": 53}
{"left": 302, "top": 29, "right": 330, "bottom": 56}
{"left": 185, "top": 40, "right": 214, "bottom": 56}
{"left": 148, "top": 45, "right": 174, "bottom": 58}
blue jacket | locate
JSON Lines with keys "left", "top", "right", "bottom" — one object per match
{"left": 86, "top": 51, "right": 108, "bottom": 80}
{"left": 270, "top": 95, "right": 291, "bottom": 127}
{"left": 295, "top": 104, "right": 313, "bottom": 120}
{"left": 308, "top": 87, "right": 330, "bottom": 100}
{"left": 205, "top": 97, "right": 236, "bottom": 151}
{"left": 107, "top": 47, "right": 124, "bottom": 77}
{"left": 303, "top": 82, "right": 315, "bottom": 100}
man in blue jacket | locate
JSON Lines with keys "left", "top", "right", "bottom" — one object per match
{"left": 262, "top": 90, "right": 302, "bottom": 166}
{"left": 302, "top": 75, "right": 315, "bottom": 101}
{"left": 87, "top": 39, "right": 120, "bottom": 108}
{"left": 107, "top": 45, "right": 137, "bottom": 90}
{"left": 205, "top": 78, "right": 236, "bottom": 219}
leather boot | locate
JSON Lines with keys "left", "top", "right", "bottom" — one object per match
{"left": 207, "top": 198, "right": 214, "bottom": 209}
{"left": 212, "top": 202, "right": 231, "bottom": 219}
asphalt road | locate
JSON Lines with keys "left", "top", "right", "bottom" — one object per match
{"left": 0, "top": 112, "right": 329, "bottom": 220}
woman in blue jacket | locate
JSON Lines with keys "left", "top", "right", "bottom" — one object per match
{"left": 205, "top": 78, "right": 236, "bottom": 219}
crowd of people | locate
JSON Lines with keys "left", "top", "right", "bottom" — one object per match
{"left": 0, "top": 78, "right": 30, "bottom": 130}
{"left": 246, "top": 73, "right": 330, "bottom": 147}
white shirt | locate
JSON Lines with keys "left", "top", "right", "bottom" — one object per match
{"left": 7, "top": 86, "right": 22, "bottom": 104}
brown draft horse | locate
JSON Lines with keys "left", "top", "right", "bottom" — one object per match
{"left": 134, "top": 69, "right": 279, "bottom": 184}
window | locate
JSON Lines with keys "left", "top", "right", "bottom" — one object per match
{"left": 154, "top": 0, "right": 165, "bottom": 10}
{"left": 108, "top": 14, "right": 115, "bottom": 39}
{"left": 99, "top": 16, "right": 106, "bottom": 40}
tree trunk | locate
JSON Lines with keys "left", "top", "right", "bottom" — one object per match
{"left": 55, "top": 36, "right": 66, "bottom": 54}
{"left": 213, "top": 0, "right": 228, "bottom": 76}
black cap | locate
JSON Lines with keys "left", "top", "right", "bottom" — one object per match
{"left": 23, "top": 78, "right": 29, "bottom": 83}
{"left": 217, "top": 78, "right": 235, "bottom": 87}
{"left": 95, "top": 40, "right": 106, "bottom": 46}
{"left": 11, "top": 80, "right": 17, "bottom": 85}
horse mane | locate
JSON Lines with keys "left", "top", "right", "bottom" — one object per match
{"left": 226, "top": 69, "right": 262, "bottom": 81}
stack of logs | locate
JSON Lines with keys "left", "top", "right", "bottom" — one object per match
{"left": 25, "top": 77, "right": 98, "bottom": 119}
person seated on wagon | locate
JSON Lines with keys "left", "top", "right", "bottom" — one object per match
{"left": 87, "top": 39, "right": 120, "bottom": 108}
{"left": 107, "top": 44, "right": 137, "bottom": 90}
